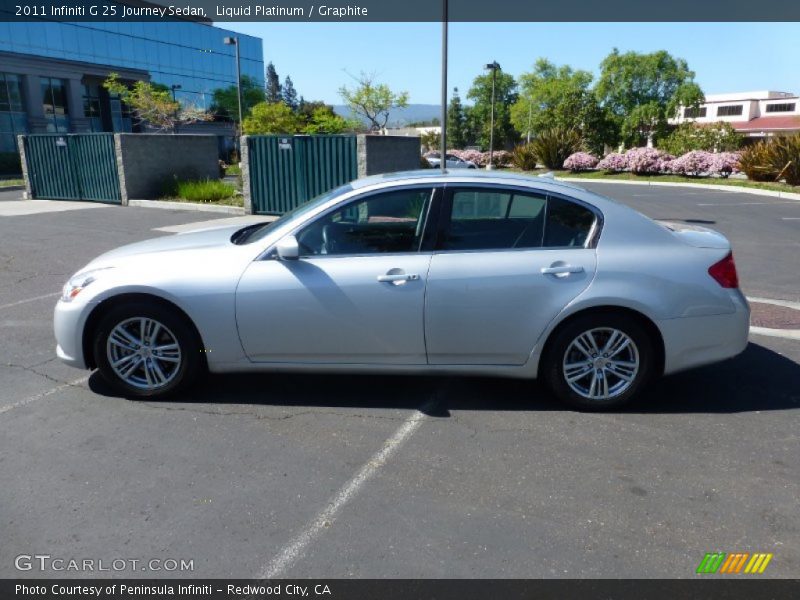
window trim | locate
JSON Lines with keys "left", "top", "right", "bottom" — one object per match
{"left": 432, "top": 183, "right": 603, "bottom": 254}
{"left": 264, "top": 184, "right": 442, "bottom": 260}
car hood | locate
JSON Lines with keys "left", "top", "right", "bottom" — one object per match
{"left": 84, "top": 224, "right": 246, "bottom": 269}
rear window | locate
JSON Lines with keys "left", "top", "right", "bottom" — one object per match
{"left": 438, "top": 188, "right": 595, "bottom": 251}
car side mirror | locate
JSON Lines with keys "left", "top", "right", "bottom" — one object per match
{"left": 275, "top": 235, "right": 300, "bottom": 260}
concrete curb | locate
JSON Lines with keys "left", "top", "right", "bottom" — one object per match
{"left": 128, "top": 199, "right": 245, "bottom": 215}
{"left": 558, "top": 177, "right": 800, "bottom": 201}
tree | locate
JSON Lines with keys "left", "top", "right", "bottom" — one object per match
{"left": 242, "top": 102, "right": 300, "bottom": 135}
{"left": 210, "top": 75, "right": 266, "bottom": 122}
{"left": 466, "top": 68, "right": 518, "bottom": 150}
{"left": 338, "top": 72, "right": 409, "bottom": 131}
{"left": 303, "top": 107, "right": 358, "bottom": 134}
{"left": 659, "top": 121, "right": 743, "bottom": 155}
{"left": 595, "top": 49, "right": 703, "bottom": 148}
{"left": 447, "top": 87, "right": 467, "bottom": 149}
{"left": 104, "top": 73, "right": 210, "bottom": 132}
{"left": 282, "top": 76, "right": 298, "bottom": 110}
{"left": 510, "top": 58, "right": 613, "bottom": 154}
{"left": 265, "top": 62, "right": 282, "bottom": 103}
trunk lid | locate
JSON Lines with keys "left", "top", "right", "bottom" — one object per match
{"left": 657, "top": 220, "right": 731, "bottom": 250}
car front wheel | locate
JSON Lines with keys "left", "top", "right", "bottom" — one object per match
{"left": 93, "top": 302, "right": 202, "bottom": 398}
{"left": 543, "top": 313, "right": 655, "bottom": 410}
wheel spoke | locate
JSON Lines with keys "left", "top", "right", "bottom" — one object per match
{"left": 565, "top": 361, "right": 593, "bottom": 382}
{"left": 147, "top": 359, "right": 167, "bottom": 384}
{"left": 119, "top": 356, "right": 143, "bottom": 378}
{"left": 111, "top": 353, "right": 138, "bottom": 368}
{"left": 573, "top": 335, "right": 595, "bottom": 359}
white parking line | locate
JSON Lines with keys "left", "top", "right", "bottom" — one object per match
{"left": 0, "top": 292, "right": 59, "bottom": 311}
{"left": 0, "top": 375, "right": 90, "bottom": 415}
{"left": 749, "top": 327, "right": 800, "bottom": 341}
{"left": 747, "top": 296, "right": 800, "bottom": 311}
{"left": 697, "top": 201, "right": 800, "bottom": 206}
{"left": 259, "top": 399, "right": 435, "bottom": 578}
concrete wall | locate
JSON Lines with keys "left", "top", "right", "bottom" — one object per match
{"left": 356, "top": 135, "right": 421, "bottom": 178}
{"left": 115, "top": 134, "right": 219, "bottom": 203}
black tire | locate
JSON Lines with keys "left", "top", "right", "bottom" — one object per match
{"left": 92, "top": 301, "right": 202, "bottom": 398}
{"left": 542, "top": 312, "right": 655, "bottom": 411}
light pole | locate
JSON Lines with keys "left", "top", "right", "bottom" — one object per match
{"left": 223, "top": 36, "right": 243, "bottom": 162}
{"left": 440, "top": 0, "right": 448, "bottom": 173}
{"left": 527, "top": 96, "right": 532, "bottom": 144}
{"left": 484, "top": 61, "right": 500, "bottom": 170}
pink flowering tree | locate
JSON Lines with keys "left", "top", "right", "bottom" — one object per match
{"left": 563, "top": 152, "right": 599, "bottom": 172}
{"left": 596, "top": 152, "right": 628, "bottom": 172}
{"left": 666, "top": 150, "right": 714, "bottom": 177}
{"left": 625, "top": 147, "right": 674, "bottom": 174}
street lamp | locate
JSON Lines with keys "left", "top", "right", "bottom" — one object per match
{"left": 170, "top": 84, "right": 182, "bottom": 101}
{"left": 223, "top": 36, "right": 243, "bottom": 162}
{"left": 484, "top": 61, "right": 500, "bottom": 170}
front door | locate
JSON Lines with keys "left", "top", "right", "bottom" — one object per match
{"left": 424, "top": 186, "right": 599, "bottom": 365}
{"left": 236, "top": 186, "right": 436, "bottom": 364}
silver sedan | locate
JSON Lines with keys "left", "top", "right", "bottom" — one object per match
{"left": 54, "top": 171, "right": 750, "bottom": 410}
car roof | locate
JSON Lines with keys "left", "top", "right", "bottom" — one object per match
{"left": 351, "top": 169, "right": 587, "bottom": 194}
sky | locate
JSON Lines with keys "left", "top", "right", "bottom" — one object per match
{"left": 225, "top": 21, "right": 800, "bottom": 105}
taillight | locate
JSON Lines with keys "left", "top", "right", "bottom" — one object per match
{"left": 708, "top": 252, "right": 739, "bottom": 288}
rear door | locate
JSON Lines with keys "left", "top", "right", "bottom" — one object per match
{"left": 424, "top": 185, "right": 599, "bottom": 365}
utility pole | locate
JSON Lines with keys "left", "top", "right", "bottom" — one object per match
{"left": 485, "top": 61, "right": 500, "bottom": 169}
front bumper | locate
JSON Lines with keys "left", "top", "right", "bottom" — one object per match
{"left": 659, "top": 290, "right": 750, "bottom": 375}
{"left": 54, "top": 298, "right": 90, "bottom": 369}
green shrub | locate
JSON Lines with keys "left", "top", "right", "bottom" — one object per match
{"left": 163, "top": 178, "right": 235, "bottom": 202}
{"left": 511, "top": 143, "right": 538, "bottom": 170}
{"left": 528, "top": 127, "right": 581, "bottom": 170}
{"left": 225, "top": 162, "right": 241, "bottom": 176}
{"left": 770, "top": 134, "right": 800, "bottom": 186}
{"left": 0, "top": 151, "right": 22, "bottom": 176}
{"left": 739, "top": 135, "right": 800, "bottom": 185}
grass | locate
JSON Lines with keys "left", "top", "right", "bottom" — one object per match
{"left": 0, "top": 178, "right": 24, "bottom": 188}
{"left": 162, "top": 178, "right": 239, "bottom": 205}
{"left": 224, "top": 163, "right": 241, "bottom": 176}
{"left": 507, "top": 168, "right": 799, "bottom": 193}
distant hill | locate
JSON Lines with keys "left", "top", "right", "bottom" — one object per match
{"left": 333, "top": 104, "right": 442, "bottom": 127}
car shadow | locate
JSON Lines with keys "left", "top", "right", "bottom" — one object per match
{"left": 88, "top": 342, "right": 800, "bottom": 415}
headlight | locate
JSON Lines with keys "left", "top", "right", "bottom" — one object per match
{"left": 60, "top": 268, "right": 113, "bottom": 302}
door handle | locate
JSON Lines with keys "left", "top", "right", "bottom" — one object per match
{"left": 377, "top": 273, "right": 420, "bottom": 283}
{"left": 541, "top": 265, "right": 584, "bottom": 275}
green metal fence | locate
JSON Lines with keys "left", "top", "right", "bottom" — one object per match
{"left": 23, "top": 134, "right": 121, "bottom": 203}
{"left": 248, "top": 135, "right": 357, "bottom": 214}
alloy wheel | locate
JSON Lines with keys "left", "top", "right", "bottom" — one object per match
{"left": 562, "top": 327, "right": 640, "bottom": 401}
{"left": 106, "top": 317, "right": 182, "bottom": 390}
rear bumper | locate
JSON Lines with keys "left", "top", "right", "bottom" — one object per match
{"left": 54, "top": 299, "right": 89, "bottom": 370}
{"left": 659, "top": 290, "right": 750, "bottom": 375}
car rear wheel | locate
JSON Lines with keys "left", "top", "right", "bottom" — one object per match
{"left": 543, "top": 313, "right": 655, "bottom": 410}
{"left": 93, "top": 302, "right": 202, "bottom": 398}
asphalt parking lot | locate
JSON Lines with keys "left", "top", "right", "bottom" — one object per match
{"left": 0, "top": 183, "right": 798, "bottom": 579}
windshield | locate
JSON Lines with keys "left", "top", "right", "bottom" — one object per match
{"left": 233, "top": 183, "right": 354, "bottom": 244}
